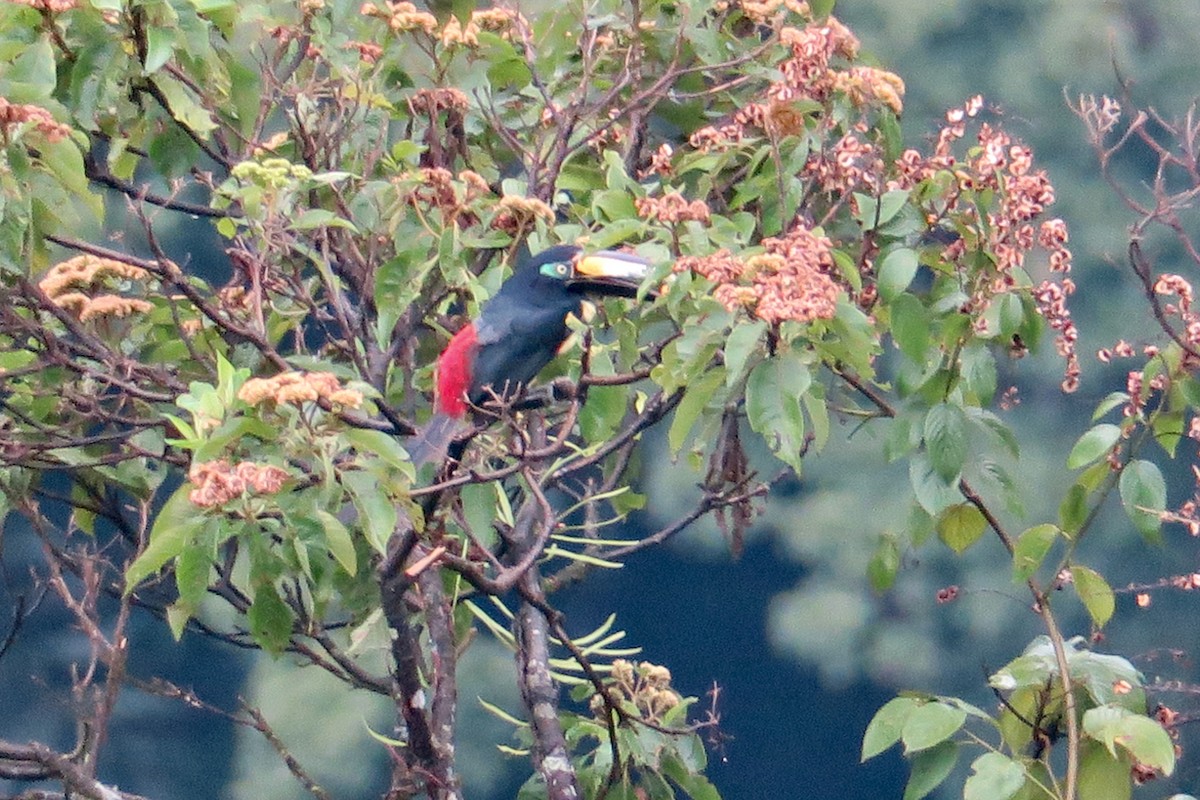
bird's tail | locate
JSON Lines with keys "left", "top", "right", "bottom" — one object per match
{"left": 406, "top": 413, "right": 467, "bottom": 467}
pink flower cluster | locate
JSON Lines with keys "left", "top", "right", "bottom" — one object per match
{"left": 188, "top": 460, "right": 290, "bottom": 508}
{"left": 675, "top": 224, "right": 840, "bottom": 325}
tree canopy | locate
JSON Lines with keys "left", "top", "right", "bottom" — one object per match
{"left": 1, "top": 1, "right": 1199, "bottom": 799}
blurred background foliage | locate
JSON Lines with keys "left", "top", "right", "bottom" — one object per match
{"left": 5, "top": 1, "right": 1200, "bottom": 799}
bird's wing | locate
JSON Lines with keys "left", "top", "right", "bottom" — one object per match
{"left": 469, "top": 298, "right": 576, "bottom": 402}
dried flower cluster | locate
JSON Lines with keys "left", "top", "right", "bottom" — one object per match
{"left": 830, "top": 67, "right": 905, "bottom": 116}
{"left": 348, "top": 41, "right": 384, "bottom": 63}
{"left": 1096, "top": 339, "right": 1136, "bottom": 363}
{"left": 1, "top": 0, "right": 76, "bottom": 13}
{"left": 1032, "top": 279, "right": 1080, "bottom": 392}
{"left": 1153, "top": 273, "right": 1200, "bottom": 348}
{"left": 490, "top": 195, "right": 554, "bottom": 235}
{"left": 806, "top": 133, "right": 884, "bottom": 195}
{"left": 39, "top": 255, "right": 155, "bottom": 322}
{"left": 52, "top": 293, "right": 154, "bottom": 322}
{"left": 642, "top": 143, "right": 674, "bottom": 178}
{"left": 409, "top": 87, "right": 469, "bottom": 115}
{"left": 589, "top": 659, "right": 681, "bottom": 723}
{"left": 360, "top": 1, "right": 437, "bottom": 33}
{"left": 935, "top": 585, "right": 960, "bottom": 604}
{"left": 439, "top": 7, "right": 522, "bottom": 47}
{"left": 1162, "top": 426, "right": 1200, "bottom": 536}
{"left": 676, "top": 224, "right": 840, "bottom": 325}
{"left": 1120, "top": 364, "right": 1166, "bottom": 423}
{"left": 397, "top": 168, "right": 492, "bottom": 224}
{"left": 635, "top": 192, "right": 711, "bottom": 225}
{"left": 188, "top": 459, "right": 290, "bottom": 508}
{"left": 731, "top": 0, "right": 811, "bottom": 25}
{"left": 1076, "top": 94, "right": 1123, "bottom": 139}
{"left": 40, "top": 254, "right": 149, "bottom": 297}
{"left": 687, "top": 16, "right": 902, "bottom": 156}
{"left": 890, "top": 97, "right": 1079, "bottom": 391}
{"left": 238, "top": 371, "right": 363, "bottom": 408}
{"left": 360, "top": 2, "right": 522, "bottom": 46}
{"left": 0, "top": 98, "right": 73, "bottom": 143}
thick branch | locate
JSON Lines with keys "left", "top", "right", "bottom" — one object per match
{"left": 509, "top": 492, "right": 580, "bottom": 800}
{"left": 0, "top": 740, "right": 149, "bottom": 800}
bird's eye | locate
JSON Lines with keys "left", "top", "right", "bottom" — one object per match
{"left": 556, "top": 263, "right": 568, "bottom": 276}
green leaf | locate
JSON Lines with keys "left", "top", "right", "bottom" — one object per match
{"left": 1059, "top": 482, "right": 1089, "bottom": 536}
{"left": 580, "top": 383, "right": 625, "bottom": 443}
{"left": 802, "top": 390, "right": 830, "bottom": 452}
{"left": 745, "top": 354, "right": 812, "bottom": 471}
{"left": 661, "top": 754, "right": 721, "bottom": 800}
{"left": 723, "top": 321, "right": 766, "bottom": 387}
{"left": 1012, "top": 524, "right": 1058, "bottom": 582}
{"left": 1082, "top": 705, "right": 1175, "bottom": 775}
{"left": 862, "top": 696, "right": 920, "bottom": 760}
{"left": 1077, "top": 740, "right": 1131, "bottom": 800}
{"left": 461, "top": 482, "right": 498, "bottom": 548}
{"left": 1152, "top": 409, "right": 1185, "bottom": 457}
{"left": 903, "top": 741, "right": 958, "bottom": 800}
{"left": 248, "top": 582, "right": 294, "bottom": 655}
{"left": 168, "top": 533, "right": 213, "bottom": 638}
{"left": 39, "top": 137, "right": 95, "bottom": 210}
{"left": 290, "top": 208, "right": 360, "bottom": 233}
{"left": 668, "top": 366, "right": 726, "bottom": 455}
{"left": 315, "top": 509, "right": 356, "bottom": 576}
{"left": 890, "top": 293, "right": 930, "bottom": 362}
{"left": 2, "top": 37, "right": 56, "bottom": 102}
{"left": 1071, "top": 565, "right": 1115, "bottom": 628}
{"left": 809, "top": 0, "right": 835, "bottom": 19}
{"left": 1067, "top": 424, "right": 1121, "bottom": 470}
{"left": 345, "top": 428, "right": 414, "bottom": 477}
{"left": 868, "top": 534, "right": 900, "bottom": 592}
{"left": 1071, "top": 649, "right": 1146, "bottom": 710}
{"left": 901, "top": 701, "right": 966, "bottom": 753}
{"left": 153, "top": 75, "right": 217, "bottom": 134}
{"left": 960, "top": 343, "right": 997, "bottom": 405}
{"left": 855, "top": 190, "right": 909, "bottom": 231}
{"left": 924, "top": 402, "right": 968, "bottom": 483}
{"left": 936, "top": 503, "right": 986, "bottom": 554}
{"left": 963, "top": 752, "right": 1025, "bottom": 800}
{"left": 1092, "top": 391, "right": 1130, "bottom": 421}
{"left": 909, "top": 452, "right": 960, "bottom": 516}
{"left": 877, "top": 247, "right": 919, "bottom": 302}
{"left": 125, "top": 484, "right": 204, "bottom": 591}
{"left": 343, "top": 471, "right": 398, "bottom": 554}
{"left": 144, "top": 27, "right": 175, "bottom": 74}
{"left": 1118, "top": 459, "right": 1166, "bottom": 543}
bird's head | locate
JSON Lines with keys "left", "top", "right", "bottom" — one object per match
{"left": 524, "top": 245, "right": 652, "bottom": 299}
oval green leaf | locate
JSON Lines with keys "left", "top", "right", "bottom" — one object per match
{"left": 1119, "top": 459, "right": 1166, "bottom": 543}
{"left": 1071, "top": 565, "right": 1115, "bottom": 628}
{"left": 924, "top": 402, "right": 968, "bottom": 483}
{"left": 1067, "top": 424, "right": 1121, "bottom": 470}
{"left": 963, "top": 752, "right": 1025, "bottom": 800}
{"left": 937, "top": 503, "right": 986, "bottom": 554}
{"left": 1012, "top": 524, "right": 1058, "bottom": 583}
{"left": 901, "top": 701, "right": 966, "bottom": 753}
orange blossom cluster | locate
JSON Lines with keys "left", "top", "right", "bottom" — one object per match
{"left": 891, "top": 97, "right": 1079, "bottom": 392}
{"left": 0, "top": 98, "right": 73, "bottom": 143}
{"left": 688, "top": 15, "right": 904, "bottom": 153}
{"left": 359, "top": 2, "right": 523, "bottom": 47}
{"left": 675, "top": 224, "right": 840, "bottom": 325}
{"left": 38, "top": 255, "right": 155, "bottom": 322}
{"left": 238, "top": 371, "right": 363, "bottom": 408}
{"left": 188, "top": 459, "right": 290, "bottom": 508}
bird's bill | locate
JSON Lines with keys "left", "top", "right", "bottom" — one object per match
{"left": 570, "top": 250, "right": 652, "bottom": 297}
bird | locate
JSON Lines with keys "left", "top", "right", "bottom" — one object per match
{"left": 407, "top": 244, "right": 653, "bottom": 465}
